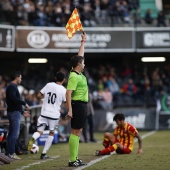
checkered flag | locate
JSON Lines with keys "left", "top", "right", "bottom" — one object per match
{"left": 65, "top": 8, "right": 84, "bottom": 39}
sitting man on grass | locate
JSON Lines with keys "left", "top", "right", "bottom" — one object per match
{"left": 96, "top": 113, "right": 143, "bottom": 155}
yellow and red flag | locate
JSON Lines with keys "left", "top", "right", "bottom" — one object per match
{"left": 65, "top": 8, "right": 83, "bottom": 39}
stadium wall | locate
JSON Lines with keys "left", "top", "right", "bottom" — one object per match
{"left": 25, "top": 105, "right": 170, "bottom": 131}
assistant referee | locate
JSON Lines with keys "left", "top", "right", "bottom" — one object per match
{"left": 66, "top": 32, "right": 88, "bottom": 167}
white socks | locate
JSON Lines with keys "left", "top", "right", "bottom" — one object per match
{"left": 32, "top": 132, "right": 41, "bottom": 140}
{"left": 42, "top": 135, "right": 54, "bottom": 154}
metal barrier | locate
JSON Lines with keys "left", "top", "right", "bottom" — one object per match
{"left": 0, "top": 105, "right": 42, "bottom": 133}
{"left": 23, "top": 105, "right": 42, "bottom": 134}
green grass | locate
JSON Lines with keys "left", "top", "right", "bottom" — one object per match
{"left": 1, "top": 131, "right": 170, "bottom": 170}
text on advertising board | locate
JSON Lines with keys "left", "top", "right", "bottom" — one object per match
{"left": 144, "top": 33, "right": 170, "bottom": 47}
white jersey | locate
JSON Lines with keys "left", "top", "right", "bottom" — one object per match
{"left": 40, "top": 82, "right": 66, "bottom": 119}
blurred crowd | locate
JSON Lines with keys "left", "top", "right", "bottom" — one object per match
{"left": 0, "top": 0, "right": 168, "bottom": 27}
{"left": 1, "top": 62, "right": 170, "bottom": 117}
{"left": 86, "top": 63, "right": 170, "bottom": 109}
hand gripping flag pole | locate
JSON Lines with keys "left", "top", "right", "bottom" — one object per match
{"left": 65, "top": 8, "right": 84, "bottom": 39}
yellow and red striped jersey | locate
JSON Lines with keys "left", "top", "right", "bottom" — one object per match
{"left": 113, "top": 123, "right": 138, "bottom": 151}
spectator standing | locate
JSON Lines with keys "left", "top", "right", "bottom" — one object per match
{"left": 52, "top": 2, "right": 64, "bottom": 27}
{"left": 106, "top": 76, "right": 120, "bottom": 107}
{"left": 119, "top": 0, "right": 130, "bottom": 23}
{"left": 128, "top": 0, "right": 139, "bottom": 11}
{"left": 82, "top": 91, "right": 97, "bottom": 143}
{"left": 62, "top": 0, "right": 71, "bottom": 25}
{"left": 0, "top": 0, "right": 14, "bottom": 24}
{"left": 108, "top": 0, "right": 120, "bottom": 26}
{"left": 16, "top": 4, "right": 29, "bottom": 26}
{"left": 81, "top": 2, "right": 96, "bottom": 27}
{"left": 122, "top": 78, "right": 137, "bottom": 101}
{"left": 157, "top": 11, "right": 166, "bottom": 27}
{"left": 144, "top": 9, "right": 153, "bottom": 25}
{"left": 98, "top": 87, "right": 113, "bottom": 110}
{"left": 100, "top": 0, "right": 110, "bottom": 25}
{"left": 45, "top": 0, "right": 54, "bottom": 26}
{"left": 5, "top": 71, "right": 30, "bottom": 160}
{"left": 151, "top": 67, "right": 163, "bottom": 100}
{"left": 33, "top": 5, "right": 47, "bottom": 26}
{"left": 92, "top": 0, "right": 102, "bottom": 25}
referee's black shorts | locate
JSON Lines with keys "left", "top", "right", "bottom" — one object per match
{"left": 71, "top": 101, "right": 87, "bottom": 129}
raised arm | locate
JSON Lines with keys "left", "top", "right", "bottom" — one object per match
{"left": 78, "top": 32, "right": 86, "bottom": 57}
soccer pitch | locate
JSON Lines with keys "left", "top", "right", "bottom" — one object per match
{"left": 1, "top": 131, "right": 170, "bottom": 170}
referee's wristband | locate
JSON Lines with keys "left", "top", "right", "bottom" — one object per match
{"left": 81, "top": 40, "right": 85, "bottom": 43}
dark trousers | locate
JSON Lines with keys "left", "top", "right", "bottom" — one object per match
{"left": 82, "top": 114, "right": 94, "bottom": 142}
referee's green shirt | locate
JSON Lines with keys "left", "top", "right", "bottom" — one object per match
{"left": 67, "top": 70, "right": 88, "bottom": 102}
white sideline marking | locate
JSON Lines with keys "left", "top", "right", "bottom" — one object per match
{"left": 15, "top": 155, "right": 60, "bottom": 170}
{"left": 75, "top": 130, "right": 157, "bottom": 170}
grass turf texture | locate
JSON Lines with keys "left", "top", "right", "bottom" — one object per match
{"left": 1, "top": 131, "right": 170, "bottom": 170}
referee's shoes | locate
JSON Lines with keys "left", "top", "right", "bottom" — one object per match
{"left": 68, "top": 159, "right": 87, "bottom": 167}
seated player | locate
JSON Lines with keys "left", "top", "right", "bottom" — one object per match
{"left": 96, "top": 113, "right": 143, "bottom": 155}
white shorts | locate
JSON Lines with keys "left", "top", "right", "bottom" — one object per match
{"left": 37, "top": 116, "right": 60, "bottom": 132}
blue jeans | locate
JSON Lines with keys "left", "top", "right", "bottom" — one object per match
{"left": 6, "top": 111, "right": 21, "bottom": 155}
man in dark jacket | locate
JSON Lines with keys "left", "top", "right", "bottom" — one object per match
{"left": 6, "top": 70, "right": 30, "bottom": 160}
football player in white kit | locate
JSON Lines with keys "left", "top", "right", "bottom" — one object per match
{"left": 27, "top": 71, "right": 66, "bottom": 159}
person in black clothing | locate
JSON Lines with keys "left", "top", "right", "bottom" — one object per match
{"left": 29, "top": 116, "right": 38, "bottom": 134}
{"left": 144, "top": 9, "right": 153, "bottom": 24}
{"left": 5, "top": 71, "right": 30, "bottom": 160}
{"left": 82, "top": 92, "right": 96, "bottom": 143}
{"left": 157, "top": 11, "right": 166, "bottom": 27}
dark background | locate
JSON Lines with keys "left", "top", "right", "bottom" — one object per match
{"left": 1, "top": 51, "right": 169, "bottom": 70}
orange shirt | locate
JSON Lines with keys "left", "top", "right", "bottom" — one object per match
{"left": 113, "top": 123, "right": 138, "bottom": 151}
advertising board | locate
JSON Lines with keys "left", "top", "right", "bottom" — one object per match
{"left": 136, "top": 27, "right": 170, "bottom": 52}
{"left": 16, "top": 27, "right": 135, "bottom": 53}
{"left": 0, "top": 25, "right": 15, "bottom": 51}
